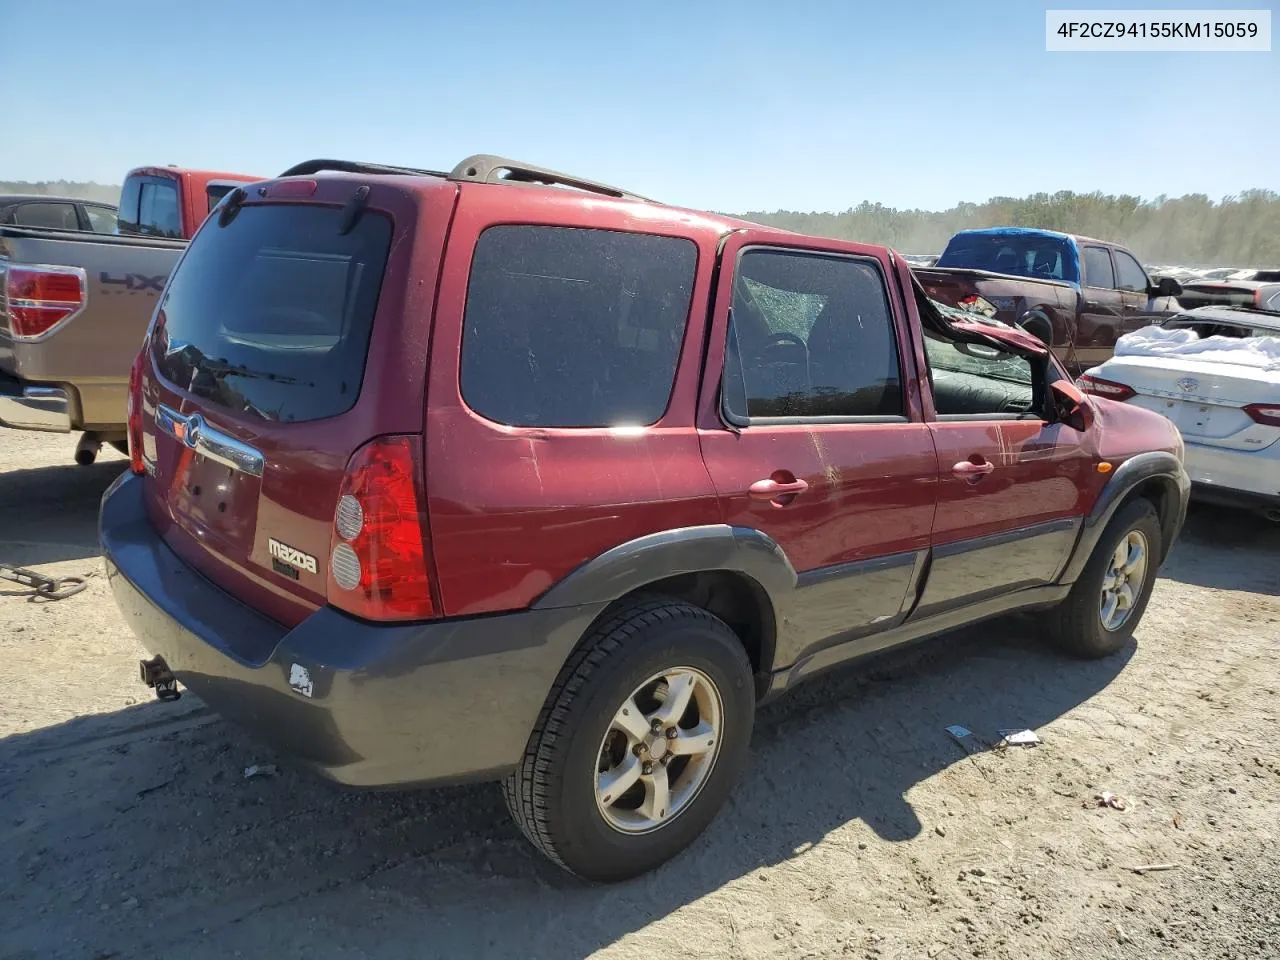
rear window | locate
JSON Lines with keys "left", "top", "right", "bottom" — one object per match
{"left": 140, "top": 181, "right": 181, "bottom": 238}
{"left": 936, "top": 233, "right": 1078, "bottom": 283}
{"left": 119, "top": 176, "right": 181, "bottom": 237}
{"left": 152, "top": 203, "right": 393, "bottom": 423}
{"left": 460, "top": 226, "right": 697, "bottom": 427}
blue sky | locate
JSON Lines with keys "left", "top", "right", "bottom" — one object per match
{"left": 3, "top": 0, "right": 1276, "bottom": 211}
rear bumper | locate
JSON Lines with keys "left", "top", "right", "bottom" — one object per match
{"left": 0, "top": 371, "right": 71, "bottom": 432}
{"left": 1183, "top": 441, "right": 1280, "bottom": 505}
{"left": 99, "top": 472, "right": 602, "bottom": 788}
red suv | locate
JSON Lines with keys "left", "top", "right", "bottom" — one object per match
{"left": 101, "top": 155, "right": 1190, "bottom": 882}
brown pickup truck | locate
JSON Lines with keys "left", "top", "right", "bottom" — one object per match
{"left": 914, "top": 228, "right": 1183, "bottom": 372}
{"left": 0, "top": 167, "right": 257, "bottom": 463}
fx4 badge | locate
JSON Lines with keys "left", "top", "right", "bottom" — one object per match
{"left": 268, "top": 538, "right": 318, "bottom": 576}
{"left": 100, "top": 272, "right": 167, "bottom": 292}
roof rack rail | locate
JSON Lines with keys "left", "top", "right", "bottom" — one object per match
{"left": 447, "top": 154, "right": 653, "bottom": 202}
{"left": 278, "top": 159, "right": 448, "bottom": 178}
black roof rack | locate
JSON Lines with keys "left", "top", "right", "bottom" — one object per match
{"left": 276, "top": 155, "right": 653, "bottom": 202}
{"left": 447, "top": 154, "right": 653, "bottom": 202}
{"left": 278, "top": 159, "right": 448, "bottom": 178}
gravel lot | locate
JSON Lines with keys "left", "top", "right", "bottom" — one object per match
{"left": 1, "top": 426, "right": 1277, "bottom": 960}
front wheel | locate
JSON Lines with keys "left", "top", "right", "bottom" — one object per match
{"left": 1045, "top": 498, "right": 1162, "bottom": 658}
{"left": 502, "top": 598, "right": 754, "bottom": 882}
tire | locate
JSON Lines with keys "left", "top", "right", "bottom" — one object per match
{"left": 502, "top": 597, "right": 755, "bottom": 882}
{"left": 1017, "top": 311, "right": 1053, "bottom": 345}
{"left": 1045, "top": 497, "right": 1162, "bottom": 659}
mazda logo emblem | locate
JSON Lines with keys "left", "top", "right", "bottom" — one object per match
{"left": 174, "top": 414, "right": 202, "bottom": 448}
{"left": 1176, "top": 377, "right": 1199, "bottom": 392}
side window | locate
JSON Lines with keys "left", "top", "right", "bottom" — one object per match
{"left": 1113, "top": 250, "right": 1149, "bottom": 292}
{"left": 84, "top": 205, "right": 118, "bottom": 234}
{"left": 722, "top": 249, "right": 903, "bottom": 421}
{"left": 138, "top": 180, "right": 181, "bottom": 238}
{"left": 207, "top": 183, "right": 238, "bottom": 212}
{"left": 460, "top": 225, "right": 697, "bottom": 428}
{"left": 924, "top": 331, "right": 1037, "bottom": 417}
{"left": 1083, "top": 246, "right": 1115, "bottom": 289}
{"left": 13, "top": 202, "right": 80, "bottom": 230}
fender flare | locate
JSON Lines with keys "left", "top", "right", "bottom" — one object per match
{"left": 1059, "top": 451, "right": 1190, "bottom": 583}
{"left": 531, "top": 524, "right": 798, "bottom": 612}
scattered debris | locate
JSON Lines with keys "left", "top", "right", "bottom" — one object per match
{"left": 243, "top": 763, "right": 279, "bottom": 780}
{"left": 288, "top": 663, "right": 315, "bottom": 698}
{"left": 935, "top": 825, "right": 947, "bottom": 837}
{"left": 1084, "top": 792, "right": 1128, "bottom": 811}
{"left": 1127, "top": 863, "right": 1180, "bottom": 875}
{"left": 997, "top": 728, "right": 1042, "bottom": 747}
{"left": 945, "top": 725, "right": 972, "bottom": 740}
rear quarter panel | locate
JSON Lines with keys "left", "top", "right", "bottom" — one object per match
{"left": 424, "top": 187, "right": 729, "bottom": 616}
{"left": 0, "top": 229, "right": 184, "bottom": 430}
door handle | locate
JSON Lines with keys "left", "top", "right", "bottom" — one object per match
{"left": 749, "top": 477, "right": 809, "bottom": 500}
{"left": 952, "top": 460, "right": 995, "bottom": 477}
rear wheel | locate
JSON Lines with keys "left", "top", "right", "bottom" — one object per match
{"left": 1045, "top": 498, "right": 1162, "bottom": 658}
{"left": 502, "top": 598, "right": 754, "bottom": 882}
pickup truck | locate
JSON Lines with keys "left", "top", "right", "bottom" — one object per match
{"left": 0, "top": 167, "right": 258, "bottom": 462}
{"left": 1, "top": 195, "right": 119, "bottom": 234}
{"left": 914, "top": 227, "right": 1183, "bottom": 372}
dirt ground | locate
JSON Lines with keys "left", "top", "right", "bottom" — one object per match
{"left": 1, "top": 426, "right": 1277, "bottom": 960}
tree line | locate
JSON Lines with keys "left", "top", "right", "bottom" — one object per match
{"left": 737, "top": 189, "right": 1280, "bottom": 267}
{"left": 4, "top": 180, "right": 1276, "bottom": 267}
{"left": 1, "top": 180, "right": 120, "bottom": 205}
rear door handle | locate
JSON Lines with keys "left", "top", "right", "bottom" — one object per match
{"left": 749, "top": 477, "right": 809, "bottom": 500}
{"left": 952, "top": 460, "right": 995, "bottom": 476}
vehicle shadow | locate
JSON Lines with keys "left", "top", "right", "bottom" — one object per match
{"left": 0, "top": 459, "right": 125, "bottom": 566}
{"left": 0, "top": 620, "right": 1131, "bottom": 960}
{"left": 1159, "top": 501, "right": 1280, "bottom": 595}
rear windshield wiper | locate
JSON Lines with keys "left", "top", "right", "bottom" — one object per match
{"left": 198, "top": 356, "right": 298, "bottom": 385}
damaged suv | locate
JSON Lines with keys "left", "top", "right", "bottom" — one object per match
{"left": 100, "top": 155, "right": 1189, "bottom": 882}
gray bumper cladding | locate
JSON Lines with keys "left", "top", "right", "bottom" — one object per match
{"left": 98, "top": 472, "right": 602, "bottom": 788}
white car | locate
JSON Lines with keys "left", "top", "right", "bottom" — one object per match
{"left": 1078, "top": 306, "right": 1280, "bottom": 523}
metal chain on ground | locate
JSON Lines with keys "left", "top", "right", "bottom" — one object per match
{"left": 0, "top": 562, "right": 88, "bottom": 601}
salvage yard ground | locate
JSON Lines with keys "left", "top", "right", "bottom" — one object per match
{"left": 1, "top": 426, "right": 1277, "bottom": 960}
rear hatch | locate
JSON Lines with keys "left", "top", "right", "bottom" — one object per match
{"left": 136, "top": 175, "right": 454, "bottom": 631}
{"left": 1097, "top": 355, "right": 1280, "bottom": 452}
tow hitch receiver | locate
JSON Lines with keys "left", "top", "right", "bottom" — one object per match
{"left": 139, "top": 656, "right": 181, "bottom": 702}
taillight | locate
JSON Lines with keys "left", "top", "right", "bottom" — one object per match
{"left": 126, "top": 350, "right": 145, "bottom": 475}
{"left": 957, "top": 294, "right": 999, "bottom": 318}
{"left": 1077, "top": 374, "right": 1136, "bottom": 401}
{"left": 1244, "top": 403, "right": 1280, "bottom": 428}
{"left": 3, "top": 263, "right": 87, "bottom": 339}
{"left": 326, "top": 435, "right": 436, "bottom": 621}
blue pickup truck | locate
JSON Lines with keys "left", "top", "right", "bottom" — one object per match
{"left": 913, "top": 227, "right": 1183, "bottom": 371}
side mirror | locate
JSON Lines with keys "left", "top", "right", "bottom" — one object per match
{"left": 1050, "top": 380, "right": 1094, "bottom": 432}
{"left": 1149, "top": 276, "right": 1182, "bottom": 298}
